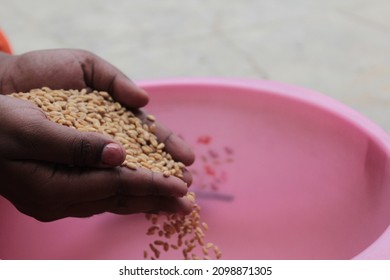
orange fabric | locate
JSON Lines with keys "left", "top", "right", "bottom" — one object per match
{"left": 0, "top": 29, "right": 13, "bottom": 54}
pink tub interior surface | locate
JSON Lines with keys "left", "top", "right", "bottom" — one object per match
{"left": 1, "top": 78, "right": 390, "bottom": 260}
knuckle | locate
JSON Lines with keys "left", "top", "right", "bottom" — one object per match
{"left": 111, "top": 167, "right": 125, "bottom": 195}
{"left": 149, "top": 170, "right": 161, "bottom": 196}
{"left": 70, "top": 134, "right": 99, "bottom": 166}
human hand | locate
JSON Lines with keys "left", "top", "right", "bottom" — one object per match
{"left": 0, "top": 49, "right": 195, "bottom": 221}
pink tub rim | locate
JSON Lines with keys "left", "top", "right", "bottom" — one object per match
{"left": 138, "top": 77, "right": 390, "bottom": 157}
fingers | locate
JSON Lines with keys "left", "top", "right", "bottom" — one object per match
{"left": 135, "top": 109, "right": 195, "bottom": 166}
{"left": 65, "top": 196, "right": 193, "bottom": 219}
{"left": 34, "top": 197, "right": 193, "bottom": 222}
{"left": 156, "top": 127, "right": 195, "bottom": 166}
{"left": 3, "top": 160, "right": 193, "bottom": 221}
{"left": 79, "top": 51, "right": 149, "bottom": 108}
{"left": 59, "top": 166, "right": 190, "bottom": 204}
{"left": 13, "top": 116, "right": 126, "bottom": 167}
{"left": 7, "top": 160, "right": 188, "bottom": 204}
{"left": 17, "top": 116, "right": 193, "bottom": 184}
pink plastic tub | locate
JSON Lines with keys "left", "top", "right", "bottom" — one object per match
{"left": 1, "top": 78, "right": 390, "bottom": 259}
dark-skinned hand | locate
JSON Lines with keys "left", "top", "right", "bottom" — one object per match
{"left": 0, "top": 49, "right": 195, "bottom": 222}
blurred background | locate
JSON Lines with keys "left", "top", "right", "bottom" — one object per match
{"left": 1, "top": 0, "right": 390, "bottom": 131}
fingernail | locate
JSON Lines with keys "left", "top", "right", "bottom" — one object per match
{"left": 101, "top": 143, "right": 125, "bottom": 166}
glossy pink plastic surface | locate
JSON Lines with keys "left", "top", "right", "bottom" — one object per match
{"left": 1, "top": 78, "right": 390, "bottom": 259}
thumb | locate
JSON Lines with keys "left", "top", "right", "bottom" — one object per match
{"left": 15, "top": 118, "right": 126, "bottom": 167}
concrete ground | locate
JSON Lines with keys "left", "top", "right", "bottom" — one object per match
{"left": 1, "top": 0, "right": 390, "bottom": 132}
